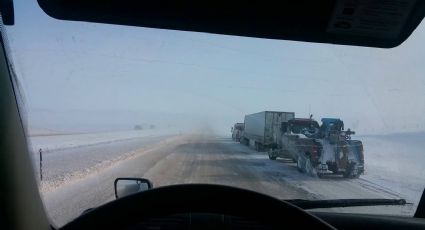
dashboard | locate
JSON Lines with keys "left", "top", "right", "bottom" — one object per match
{"left": 119, "top": 212, "right": 425, "bottom": 230}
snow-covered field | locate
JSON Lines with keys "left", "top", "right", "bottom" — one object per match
{"left": 361, "top": 133, "right": 425, "bottom": 207}
{"left": 28, "top": 128, "right": 181, "bottom": 153}
{"left": 28, "top": 129, "right": 181, "bottom": 192}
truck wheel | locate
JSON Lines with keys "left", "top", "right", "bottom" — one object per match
{"left": 240, "top": 138, "right": 248, "bottom": 146}
{"left": 297, "top": 157, "right": 304, "bottom": 173}
{"left": 268, "top": 152, "right": 277, "bottom": 160}
{"left": 344, "top": 170, "right": 361, "bottom": 179}
{"left": 343, "top": 163, "right": 360, "bottom": 179}
{"left": 257, "top": 143, "right": 264, "bottom": 152}
{"left": 305, "top": 158, "right": 316, "bottom": 177}
{"left": 255, "top": 142, "right": 263, "bottom": 152}
{"left": 343, "top": 171, "right": 355, "bottom": 178}
{"left": 245, "top": 139, "right": 249, "bottom": 146}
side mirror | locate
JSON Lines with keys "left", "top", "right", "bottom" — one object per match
{"left": 114, "top": 178, "right": 153, "bottom": 199}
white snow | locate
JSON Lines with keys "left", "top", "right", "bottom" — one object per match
{"left": 360, "top": 133, "right": 425, "bottom": 206}
{"left": 27, "top": 129, "right": 182, "bottom": 192}
{"left": 28, "top": 128, "right": 181, "bottom": 153}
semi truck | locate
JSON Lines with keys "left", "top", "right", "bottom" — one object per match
{"left": 240, "top": 111, "right": 295, "bottom": 151}
{"left": 231, "top": 123, "right": 244, "bottom": 141}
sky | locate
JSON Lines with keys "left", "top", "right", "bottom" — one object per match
{"left": 5, "top": 0, "right": 425, "bottom": 134}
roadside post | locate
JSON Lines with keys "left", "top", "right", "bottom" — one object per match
{"left": 39, "top": 148, "right": 43, "bottom": 181}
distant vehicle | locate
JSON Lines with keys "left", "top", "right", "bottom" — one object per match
{"left": 231, "top": 123, "right": 244, "bottom": 141}
{"left": 241, "top": 111, "right": 295, "bottom": 151}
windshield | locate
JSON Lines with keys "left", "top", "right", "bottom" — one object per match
{"left": 5, "top": 1, "right": 425, "bottom": 227}
{"left": 234, "top": 123, "right": 244, "bottom": 130}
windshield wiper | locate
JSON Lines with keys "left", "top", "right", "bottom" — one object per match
{"left": 285, "top": 198, "right": 408, "bottom": 210}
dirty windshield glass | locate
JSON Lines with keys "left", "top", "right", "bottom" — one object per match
{"left": 5, "top": 1, "right": 425, "bottom": 227}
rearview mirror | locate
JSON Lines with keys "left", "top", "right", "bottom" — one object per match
{"left": 114, "top": 178, "right": 153, "bottom": 199}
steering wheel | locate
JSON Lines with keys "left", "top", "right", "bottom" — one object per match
{"left": 62, "top": 184, "right": 335, "bottom": 230}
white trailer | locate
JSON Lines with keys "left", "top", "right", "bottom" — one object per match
{"left": 241, "top": 111, "right": 295, "bottom": 151}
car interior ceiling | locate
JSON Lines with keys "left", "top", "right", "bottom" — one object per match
{"left": 1, "top": 0, "right": 425, "bottom": 229}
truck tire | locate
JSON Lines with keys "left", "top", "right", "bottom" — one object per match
{"left": 297, "top": 157, "right": 304, "bottom": 173}
{"left": 343, "top": 163, "right": 360, "bottom": 179}
{"left": 245, "top": 140, "right": 249, "bottom": 146}
{"left": 255, "top": 142, "right": 264, "bottom": 152}
{"left": 343, "top": 171, "right": 352, "bottom": 178}
{"left": 305, "top": 157, "right": 316, "bottom": 177}
{"left": 343, "top": 170, "right": 361, "bottom": 179}
{"left": 268, "top": 151, "right": 277, "bottom": 160}
{"left": 240, "top": 138, "right": 248, "bottom": 146}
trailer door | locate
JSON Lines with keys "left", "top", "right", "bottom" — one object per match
{"left": 264, "top": 112, "right": 273, "bottom": 146}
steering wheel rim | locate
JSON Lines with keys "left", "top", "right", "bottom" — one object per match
{"left": 62, "top": 184, "right": 335, "bottom": 230}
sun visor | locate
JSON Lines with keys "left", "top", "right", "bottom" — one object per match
{"left": 37, "top": 0, "right": 425, "bottom": 48}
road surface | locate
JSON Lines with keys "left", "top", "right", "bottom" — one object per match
{"left": 39, "top": 133, "right": 417, "bottom": 227}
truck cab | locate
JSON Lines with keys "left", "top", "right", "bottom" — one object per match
{"left": 287, "top": 118, "right": 320, "bottom": 137}
{"left": 268, "top": 118, "right": 321, "bottom": 163}
{"left": 231, "top": 123, "right": 244, "bottom": 142}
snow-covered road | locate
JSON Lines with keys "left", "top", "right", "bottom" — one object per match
{"left": 35, "top": 132, "right": 425, "bottom": 227}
